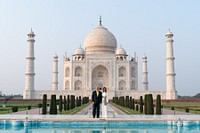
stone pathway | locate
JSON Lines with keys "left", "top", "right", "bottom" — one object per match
{"left": 12, "top": 108, "right": 41, "bottom": 115}
{"left": 75, "top": 103, "right": 126, "bottom": 117}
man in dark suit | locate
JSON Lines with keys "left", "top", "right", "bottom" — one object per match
{"left": 92, "top": 86, "right": 102, "bottom": 118}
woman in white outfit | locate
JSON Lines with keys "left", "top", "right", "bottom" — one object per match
{"left": 102, "top": 87, "right": 108, "bottom": 118}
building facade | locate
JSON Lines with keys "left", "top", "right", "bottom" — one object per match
{"left": 23, "top": 19, "right": 177, "bottom": 99}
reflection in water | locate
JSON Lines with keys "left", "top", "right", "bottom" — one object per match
{"left": 3, "top": 127, "right": 200, "bottom": 133}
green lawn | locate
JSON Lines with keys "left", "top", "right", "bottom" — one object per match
{"left": 0, "top": 101, "right": 42, "bottom": 114}
{"left": 162, "top": 102, "right": 200, "bottom": 107}
{"left": 0, "top": 102, "right": 91, "bottom": 115}
{"left": 0, "top": 101, "right": 41, "bottom": 107}
{"left": 111, "top": 102, "right": 142, "bottom": 115}
{"left": 162, "top": 101, "right": 200, "bottom": 114}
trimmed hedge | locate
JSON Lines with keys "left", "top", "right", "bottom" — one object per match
{"left": 129, "top": 97, "right": 132, "bottom": 109}
{"left": 12, "top": 106, "right": 18, "bottom": 112}
{"left": 132, "top": 98, "right": 135, "bottom": 110}
{"left": 27, "top": 105, "right": 31, "bottom": 110}
{"left": 156, "top": 94, "right": 161, "bottom": 115}
{"left": 185, "top": 107, "right": 189, "bottom": 113}
{"left": 136, "top": 104, "right": 139, "bottom": 111}
{"left": 70, "top": 95, "right": 75, "bottom": 109}
{"left": 139, "top": 96, "right": 143, "bottom": 114}
{"left": 50, "top": 95, "right": 57, "bottom": 114}
{"left": 59, "top": 95, "right": 63, "bottom": 113}
{"left": 42, "top": 94, "right": 47, "bottom": 115}
{"left": 64, "top": 96, "right": 67, "bottom": 111}
{"left": 38, "top": 103, "right": 42, "bottom": 108}
{"left": 145, "top": 94, "right": 154, "bottom": 115}
{"left": 67, "top": 95, "right": 70, "bottom": 110}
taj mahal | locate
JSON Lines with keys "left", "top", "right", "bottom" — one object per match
{"left": 23, "top": 18, "right": 177, "bottom": 100}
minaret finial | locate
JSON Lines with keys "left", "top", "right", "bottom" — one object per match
{"left": 99, "top": 16, "right": 102, "bottom": 26}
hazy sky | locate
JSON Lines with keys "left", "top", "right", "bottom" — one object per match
{"left": 0, "top": 0, "right": 199, "bottom": 96}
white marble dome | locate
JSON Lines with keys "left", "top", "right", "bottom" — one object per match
{"left": 115, "top": 47, "right": 127, "bottom": 55}
{"left": 84, "top": 24, "right": 117, "bottom": 54}
{"left": 74, "top": 47, "right": 84, "bottom": 55}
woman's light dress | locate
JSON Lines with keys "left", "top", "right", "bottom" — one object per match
{"left": 102, "top": 92, "right": 108, "bottom": 118}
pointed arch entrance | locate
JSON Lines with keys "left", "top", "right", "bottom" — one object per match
{"left": 92, "top": 65, "right": 109, "bottom": 90}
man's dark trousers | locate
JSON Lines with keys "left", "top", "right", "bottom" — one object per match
{"left": 92, "top": 90, "right": 102, "bottom": 118}
{"left": 93, "top": 103, "right": 100, "bottom": 118}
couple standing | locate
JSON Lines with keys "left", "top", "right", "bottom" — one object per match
{"left": 92, "top": 86, "right": 108, "bottom": 118}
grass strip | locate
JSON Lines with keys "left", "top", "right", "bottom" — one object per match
{"left": 110, "top": 102, "right": 142, "bottom": 115}
{"left": 58, "top": 102, "right": 91, "bottom": 115}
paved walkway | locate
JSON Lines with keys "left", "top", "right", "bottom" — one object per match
{"left": 75, "top": 103, "right": 126, "bottom": 117}
{"left": 12, "top": 108, "right": 41, "bottom": 115}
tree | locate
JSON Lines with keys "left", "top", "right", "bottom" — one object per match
{"left": 50, "top": 95, "right": 57, "bottom": 114}
{"left": 185, "top": 107, "right": 189, "bottom": 114}
{"left": 156, "top": 94, "right": 161, "bottom": 115}
{"left": 140, "top": 96, "right": 143, "bottom": 114}
{"left": 136, "top": 104, "right": 139, "bottom": 111}
{"left": 79, "top": 96, "right": 82, "bottom": 106}
{"left": 132, "top": 98, "right": 135, "bottom": 110}
{"left": 67, "top": 95, "right": 70, "bottom": 110}
{"left": 64, "top": 96, "right": 67, "bottom": 111}
{"left": 42, "top": 94, "right": 47, "bottom": 114}
{"left": 76, "top": 97, "right": 79, "bottom": 107}
{"left": 59, "top": 95, "right": 63, "bottom": 113}
{"left": 129, "top": 97, "right": 132, "bottom": 109}
{"left": 70, "top": 95, "right": 75, "bottom": 109}
{"left": 126, "top": 96, "right": 129, "bottom": 108}
{"left": 145, "top": 94, "right": 154, "bottom": 115}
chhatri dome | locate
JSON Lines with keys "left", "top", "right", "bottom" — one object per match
{"left": 115, "top": 47, "right": 127, "bottom": 55}
{"left": 73, "top": 47, "right": 84, "bottom": 55}
{"left": 84, "top": 17, "right": 117, "bottom": 54}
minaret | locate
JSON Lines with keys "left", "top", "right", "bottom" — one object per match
{"left": 142, "top": 54, "right": 148, "bottom": 90}
{"left": 52, "top": 54, "right": 59, "bottom": 90}
{"left": 23, "top": 29, "right": 35, "bottom": 99}
{"left": 165, "top": 30, "right": 177, "bottom": 99}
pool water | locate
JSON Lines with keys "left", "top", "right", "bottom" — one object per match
{"left": 0, "top": 121, "right": 200, "bottom": 133}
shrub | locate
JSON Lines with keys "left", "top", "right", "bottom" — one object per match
{"left": 64, "top": 96, "right": 67, "bottom": 111}
{"left": 144, "top": 95, "right": 147, "bottom": 114}
{"left": 185, "top": 107, "right": 189, "bottom": 113}
{"left": 79, "top": 96, "right": 82, "bottom": 106}
{"left": 140, "top": 96, "right": 143, "bottom": 114}
{"left": 136, "top": 104, "right": 139, "bottom": 111}
{"left": 59, "top": 95, "right": 63, "bottom": 113}
{"left": 145, "top": 94, "right": 154, "bottom": 115}
{"left": 42, "top": 94, "right": 47, "bottom": 115}
{"left": 70, "top": 95, "right": 75, "bottom": 109}
{"left": 67, "top": 95, "right": 70, "bottom": 110}
{"left": 156, "top": 94, "right": 161, "bottom": 115}
{"left": 129, "top": 97, "right": 132, "bottom": 109}
{"left": 12, "top": 106, "right": 18, "bottom": 112}
{"left": 76, "top": 97, "right": 79, "bottom": 107}
{"left": 126, "top": 96, "right": 129, "bottom": 108}
{"left": 132, "top": 98, "right": 135, "bottom": 110}
{"left": 38, "top": 103, "right": 42, "bottom": 108}
{"left": 50, "top": 95, "right": 57, "bottom": 114}
{"left": 171, "top": 106, "right": 174, "bottom": 110}
{"left": 27, "top": 106, "right": 31, "bottom": 110}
